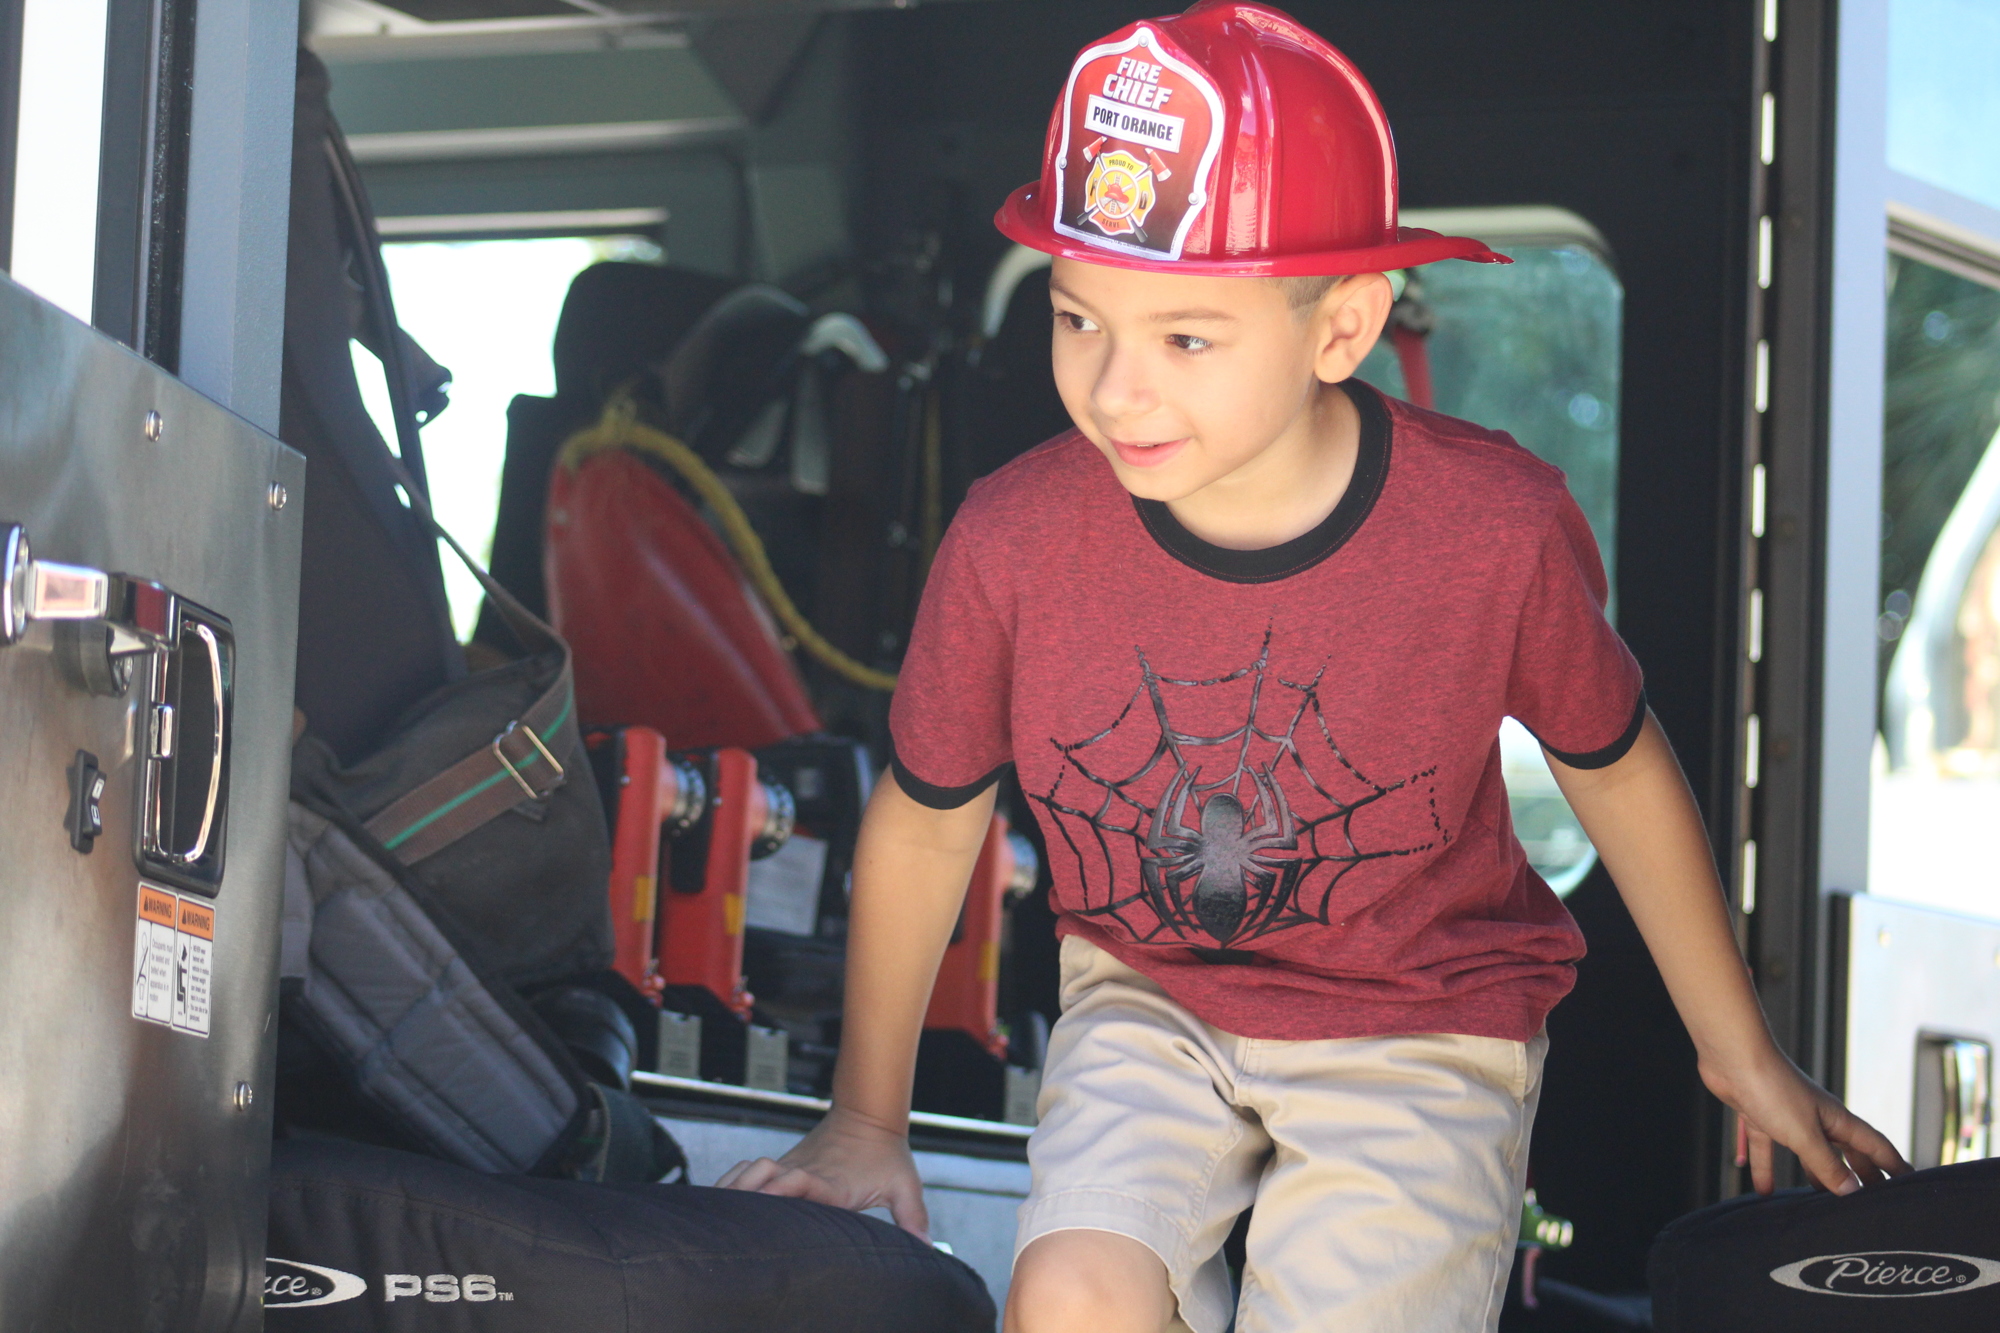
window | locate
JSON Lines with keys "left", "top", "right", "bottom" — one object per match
{"left": 1888, "top": 0, "right": 2000, "bottom": 213}
{"left": 1357, "top": 210, "right": 1624, "bottom": 895}
{"left": 1871, "top": 250, "right": 2000, "bottom": 916}
{"left": 351, "top": 232, "right": 661, "bottom": 637}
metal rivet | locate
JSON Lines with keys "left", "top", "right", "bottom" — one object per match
{"left": 267, "top": 482, "right": 287, "bottom": 511}
{"left": 143, "top": 411, "right": 163, "bottom": 442}
{"left": 233, "top": 1081, "right": 254, "bottom": 1111}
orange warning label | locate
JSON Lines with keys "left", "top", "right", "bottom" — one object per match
{"left": 134, "top": 882, "right": 216, "bottom": 1038}
{"left": 134, "top": 884, "right": 179, "bottom": 1025}
{"left": 176, "top": 899, "right": 215, "bottom": 941}
{"left": 139, "top": 885, "right": 177, "bottom": 926}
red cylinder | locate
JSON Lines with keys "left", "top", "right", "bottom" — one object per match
{"left": 546, "top": 449, "right": 820, "bottom": 749}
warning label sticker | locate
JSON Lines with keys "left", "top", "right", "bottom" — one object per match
{"left": 174, "top": 897, "right": 213, "bottom": 1038}
{"left": 133, "top": 885, "right": 178, "bottom": 1026}
{"left": 132, "top": 883, "right": 214, "bottom": 1038}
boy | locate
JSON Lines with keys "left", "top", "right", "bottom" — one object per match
{"left": 722, "top": 4, "right": 1909, "bottom": 1329}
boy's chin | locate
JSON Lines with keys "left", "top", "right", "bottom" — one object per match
{"left": 1093, "top": 444, "right": 1207, "bottom": 503}
{"left": 1108, "top": 466, "right": 1206, "bottom": 504}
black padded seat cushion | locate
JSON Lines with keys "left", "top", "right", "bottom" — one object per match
{"left": 266, "top": 1135, "right": 995, "bottom": 1331}
{"left": 1649, "top": 1157, "right": 2000, "bottom": 1331}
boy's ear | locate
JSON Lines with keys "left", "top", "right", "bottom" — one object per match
{"left": 1311, "top": 273, "right": 1394, "bottom": 385}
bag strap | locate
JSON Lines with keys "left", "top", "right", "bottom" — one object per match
{"left": 320, "top": 126, "right": 580, "bottom": 865}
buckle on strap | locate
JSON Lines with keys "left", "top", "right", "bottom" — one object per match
{"left": 491, "top": 720, "right": 565, "bottom": 800}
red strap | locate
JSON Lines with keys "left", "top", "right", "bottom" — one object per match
{"left": 1390, "top": 323, "right": 1435, "bottom": 411}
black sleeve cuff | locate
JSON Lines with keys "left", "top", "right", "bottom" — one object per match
{"left": 1532, "top": 692, "right": 1648, "bottom": 770}
{"left": 889, "top": 752, "right": 1012, "bottom": 810}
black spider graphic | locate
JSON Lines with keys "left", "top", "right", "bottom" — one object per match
{"left": 1144, "top": 760, "right": 1297, "bottom": 943}
{"left": 1032, "top": 629, "right": 1445, "bottom": 948}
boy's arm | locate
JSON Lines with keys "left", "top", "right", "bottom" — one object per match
{"left": 1547, "top": 712, "right": 1911, "bottom": 1195}
{"left": 716, "top": 771, "right": 996, "bottom": 1237}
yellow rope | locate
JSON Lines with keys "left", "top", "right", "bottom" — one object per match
{"left": 557, "top": 398, "right": 899, "bottom": 692}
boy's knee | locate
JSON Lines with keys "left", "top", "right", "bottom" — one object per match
{"left": 1006, "top": 1230, "right": 1175, "bottom": 1333}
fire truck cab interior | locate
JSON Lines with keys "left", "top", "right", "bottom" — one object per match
{"left": 4, "top": 0, "right": 2000, "bottom": 1329}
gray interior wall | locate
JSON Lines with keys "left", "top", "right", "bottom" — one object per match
{"left": 743, "top": 15, "right": 855, "bottom": 287}
{"left": 357, "top": 149, "right": 750, "bottom": 275}
{"left": 323, "top": 17, "right": 860, "bottom": 285}
{"left": 328, "top": 43, "right": 738, "bottom": 136}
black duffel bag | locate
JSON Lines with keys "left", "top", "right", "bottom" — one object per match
{"left": 1649, "top": 1157, "right": 2000, "bottom": 1331}
{"left": 289, "top": 581, "right": 610, "bottom": 994}
{"left": 278, "top": 115, "right": 660, "bottom": 1181}
{"left": 292, "top": 113, "right": 613, "bottom": 993}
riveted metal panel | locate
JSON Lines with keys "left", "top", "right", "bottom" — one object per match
{"left": 0, "top": 273, "right": 303, "bottom": 1331}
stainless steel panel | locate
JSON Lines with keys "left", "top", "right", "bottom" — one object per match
{"left": 0, "top": 274, "right": 304, "bottom": 1331}
{"left": 1842, "top": 893, "right": 2000, "bottom": 1168}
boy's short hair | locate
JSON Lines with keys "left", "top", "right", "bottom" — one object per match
{"left": 1272, "top": 275, "right": 1340, "bottom": 312}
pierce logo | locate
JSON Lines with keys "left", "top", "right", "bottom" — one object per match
{"left": 1770, "top": 1251, "right": 2000, "bottom": 1298}
{"left": 263, "top": 1259, "right": 366, "bottom": 1309}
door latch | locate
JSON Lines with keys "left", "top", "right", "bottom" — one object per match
{"left": 1915, "top": 1033, "right": 1993, "bottom": 1167}
{"left": 4, "top": 521, "right": 234, "bottom": 894}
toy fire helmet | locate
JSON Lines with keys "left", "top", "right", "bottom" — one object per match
{"left": 995, "top": 0, "right": 1509, "bottom": 276}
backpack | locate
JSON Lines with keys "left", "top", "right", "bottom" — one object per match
{"left": 274, "top": 67, "right": 675, "bottom": 1183}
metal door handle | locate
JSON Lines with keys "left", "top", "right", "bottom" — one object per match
{"left": 1938, "top": 1037, "right": 1992, "bottom": 1165}
{"left": 4, "top": 522, "right": 110, "bottom": 639}
{"left": 135, "top": 600, "right": 234, "bottom": 894}
{"left": 2, "top": 522, "right": 178, "bottom": 653}
{"left": 172, "top": 620, "right": 227, "bottom": 860}
{"left": 5, "top": 522, "right": 235, "bottom": 893}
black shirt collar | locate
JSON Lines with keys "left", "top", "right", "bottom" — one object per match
{"left": 1131, "top": 378, "right": 1392, "bottom": 584}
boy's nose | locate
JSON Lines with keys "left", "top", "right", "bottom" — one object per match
{"left": 1089, "top": 343, "right": 1160, "bottom": 423}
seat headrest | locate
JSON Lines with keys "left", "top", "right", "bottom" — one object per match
{"left": 551, "top": 262, "right": 738, "bottom": 403}
{"left": 662, "top": 284, "right": 811, "bottom": 460}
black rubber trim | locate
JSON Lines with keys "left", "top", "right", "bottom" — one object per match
{"left": 889, "top": 752, "right": 1012, "bottom": 810}
{"left": 1533, "top": 693, "right": 1649, "bottom": 771}
{"left": 1131, "top": 379, "right": 1391, "bottom": 584}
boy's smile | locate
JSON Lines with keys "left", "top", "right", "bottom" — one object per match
{"left": 1104, "top": 434, "right": 1190, "bottom": 469}
{"left": 1047, "top": 257, "right": 1393, "bottom": 551}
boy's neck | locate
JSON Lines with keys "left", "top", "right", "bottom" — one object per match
{"left": 1161, "top": 380, "right": 1362, "bottom": 552}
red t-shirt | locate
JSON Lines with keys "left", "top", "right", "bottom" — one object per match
{"left": 890, "top": 382, "right": 1642, "bottom": 1042}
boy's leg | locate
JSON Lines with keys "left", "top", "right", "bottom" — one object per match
{"left": 1006, "top": 1229, "right": 1177, "bottom": 1333}
{"left": 1012, "top": 936, "right": 1268, "bottom": 1333}
{"left": 1234, "top": 1030, "right": 1548, "bottom": 1333}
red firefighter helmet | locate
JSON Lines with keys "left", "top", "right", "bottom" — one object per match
{"left": 995, "top": 0, "right": 1507, "bottom": 276}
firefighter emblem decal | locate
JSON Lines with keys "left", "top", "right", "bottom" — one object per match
{"left": 1081, "top": 145, "right": 1160, "bottom": 240}
{"left": 1054, "top": 24, "right": 1226, "bottom": 261}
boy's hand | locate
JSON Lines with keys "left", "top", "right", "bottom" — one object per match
{"left": 716, "top": 1106, "right": 932, "bottom": 1240}
{"left": 720, "top": 774, "right": 987, "bottom": 1244}
{"left": 1700, "top": 1049, "right": 1912, "bottom": 1196}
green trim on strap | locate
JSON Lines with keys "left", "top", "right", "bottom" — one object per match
{"left": 381, "top": 694, "right": 574, "bottom": 852}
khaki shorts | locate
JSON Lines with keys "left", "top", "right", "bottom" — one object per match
{"left": 1016, "top": 936, "right": 1547, "bottom": 1333}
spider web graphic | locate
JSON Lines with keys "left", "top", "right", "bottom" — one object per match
{"left": 1030, "top": 628, "right": 1447, "bottom": 948}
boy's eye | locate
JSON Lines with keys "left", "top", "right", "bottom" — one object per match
{"left": 1168, "top": 333, "right": 1213, "bottom": 353}
{"left": 1054, "top": 310, "right": 1098, "bottom": 333}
